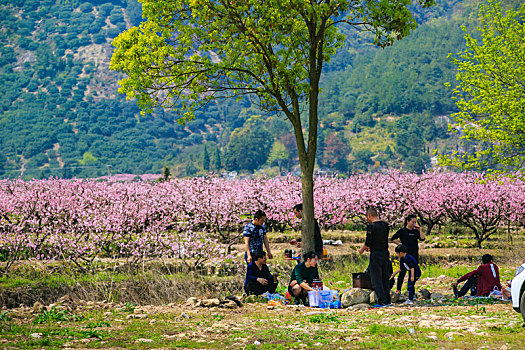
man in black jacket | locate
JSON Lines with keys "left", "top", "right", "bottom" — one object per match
{"left": 291, "top": 203, "right": 323, "bottom": 258}
{"left": 244, "top": 251, "right": 278, "bottom": 295}
{"left": 358, "top": 207, "right": 392, "bottom": 307}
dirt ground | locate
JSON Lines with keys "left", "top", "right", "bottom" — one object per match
{"left": 1, "top": 292, "right": 522, "bottom": 350}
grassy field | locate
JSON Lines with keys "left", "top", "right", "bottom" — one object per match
{"left": 0, "top": 297, "right": 522, "bottom": 349}
{"left": 1, "top": 228, "right": 525, "bottom": 349}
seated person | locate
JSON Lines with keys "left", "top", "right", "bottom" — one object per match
{"left": 244, "top": 250, "right": 278, "bottom": 296}
{"left": 452, "top": 254, "right": 510, "bottom": 299}
{"left": 288, "top": 251, "right": 319, "bottom": 305}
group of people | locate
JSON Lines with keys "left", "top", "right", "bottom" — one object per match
{"left": 243, "top": 205, "right": 510, "bottom": 307}
{"left": 359, "top": 207, "right": 510, "bottom": 307}
{"left": 243, "top": 205, "right": 322, "bottom": 304}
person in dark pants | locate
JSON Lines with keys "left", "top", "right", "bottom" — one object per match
{"left": 390, "top": 214, "right": 425, "bottom": 294}
{"left": 244, "top": 251, "right": 278, "bottom": 295}
{"left": 452, "top": 254, "right": 510, "bottom": 299}
{"left": 290, "top": 203, "right": 324, "bottom": 258}
{"left": 288, "top": 251, "right": 320, "bottom": 305}
{"left": 391, "top": 244, "right": 421, "bottom": 305}
{"left": 359, "top": 207, "right": 391, "bottom": 307}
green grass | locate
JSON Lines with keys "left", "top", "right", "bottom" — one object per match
{"left": 33, "top": 306, "right": 83, "bottom": 324}
{"left": 421, "top": 263, "right": 473, "bottom": 279}
{"left": 2, "top": 303, "right": 523, "bottom": 349}
{"left": 309, "top": 312, "right": 340, "bottom": 323}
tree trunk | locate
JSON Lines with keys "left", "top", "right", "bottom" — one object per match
{"left": 300, "top": 165, "right": 315, "bottom": 254}
{"left": 425, "top": 222, "right": 434, "bottom": 236}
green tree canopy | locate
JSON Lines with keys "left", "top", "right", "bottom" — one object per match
{"left": 223, "top": 121, "right": 272, "bottom": 172}
{"left": 267, "top": 140, "right": 290, "bottom": 172}
{"left": 110, "top": 0, "right": 435, "bottom": 253}
{"left": 441, "top": 0, "right": 525, "bottom": 171}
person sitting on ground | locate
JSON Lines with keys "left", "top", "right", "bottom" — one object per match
{"left": 243, "top": 209, "right": 273, "bottom": 264}
{"left": 390, "top": 214, "right": 425, "bottom": 294}
{"left": 244, "top": 250, "right": 278, "bottom": 296}
{"left": 391, "top": 244, "right": 421, "bottom": 305}
{"left": 289, "top": 251, "right": 320, "bottom": 305}
{"left": 452, "top": 254, "right": 511, "bottom": 299}
{"left": 290, "top": 204, "right": 324, "bottom": 258}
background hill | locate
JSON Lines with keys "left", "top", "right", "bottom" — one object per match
{"left": 0, "top": 0, "right": 511, "bottom": 179}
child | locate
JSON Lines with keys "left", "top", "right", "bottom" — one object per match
{"left": 452, "top": 254, "right": 510, "bottom": 299}
{"left": 390, "top": 244, "right": 421, "bottom": 305}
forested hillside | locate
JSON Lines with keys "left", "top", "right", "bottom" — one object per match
{"left": 0, "top": 0, "right": 501, "bottom": 179}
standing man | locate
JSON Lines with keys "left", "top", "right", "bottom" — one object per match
{"left": 291, "top": 203, "right": 323, "bottom": 258}
{"left": 390, "top": 214, "right": 425, "bottom": 294}
{"left": 358, "top": 207, "right": 391, "bottom": 307}
{"left": 243, "top": 209, "right": 273, "bottom": 264}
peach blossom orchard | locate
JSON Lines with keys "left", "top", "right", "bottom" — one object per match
{"left": 1, "top": 172, "right": 524, "bottom": 274}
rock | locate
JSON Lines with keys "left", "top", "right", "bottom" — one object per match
{"left": 444, "top": 332, "right": 463, "bottom": 338}
{"left": 202, "top": 298, "right": 221, "bottom": 308}
{"left": 30, "top": 333, "right": 43, "bottom": 339}
{"left": 398, "top": 293, "right": 408, "bottom": 303}
{"left": 352, "top": 303, "right": 370, "bottom": 311}
{"left": 253, "top": 340, "right": 261, "bottom": 346}
{"left": 126, "top": 314, "right": 148, "bottom": 319}
{"left": 222, "top": 300, "right": 238, "bottom": 309}
{"left": 341, "top": 288, "right": 371, "bottom": 308}
{"left": 226, "top": 295, "right": 243, "bottom": 307}
{"left": 430, "top": 292, "right": 445, "bottom": 300}
{"left": 33, "top": 301, "right": 44, "bottom": 312}
{"left": 369, "top": 291, "right": 377, "bottom": 305}
{"left": 186, "top": 297, "right": 202, "bottom": 308}
{"left": 180, "top": 312, "right": 190, "bottom": 319}
{"left": 186, "top": 297, "right": 199, "bottom": 305}
{"left": 427, "top": 335, "right": 438, "bottom": 341}
{"left": 135, "top": 338, "right": 154, "bottom": 343}
{"left": 390, "top": 291, "right": 400, "bottom": 303}
{"left": 419, "top": 320, "right": 433, "bottom": 328}
{"left": 419, "top": 288, "right": 431, "bottom": 300}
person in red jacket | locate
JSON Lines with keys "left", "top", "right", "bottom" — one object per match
{"left": 452, "top": 254, "right": 502, "bottom": 297}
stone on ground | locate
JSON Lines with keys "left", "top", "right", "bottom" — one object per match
{"left": 341, "top": 288, "right": 371, "bottom": 308}
{"left": 419, "top": 288, "right": 431, "bottom": 300}
{"left": 202, "top": 298, "right": 221, "bottom": 307}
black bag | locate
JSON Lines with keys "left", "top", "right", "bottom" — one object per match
{"left": 352, "top": 272, "right": 373, "bottom": 289}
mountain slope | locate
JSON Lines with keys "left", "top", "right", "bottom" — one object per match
{"left": 0, "top": 0, "right": 486, "bottom": 178}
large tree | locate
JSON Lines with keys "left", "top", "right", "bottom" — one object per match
{"left": 441, "top": 0, "right": 525, "bottom": 172}
{"left": 110, "top": 0, "right": 434, "bottom": 253}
